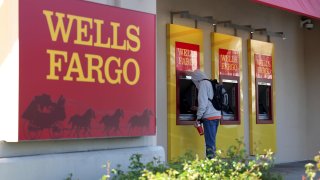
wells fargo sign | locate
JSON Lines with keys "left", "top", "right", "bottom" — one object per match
{"left": 254, "top": 54, "right": 272, "bottom": 79}
{"left": 19, "top": 0, "right": 156, "bottom": 140}
{"left": 175, "top": 42, "right": 199, "bottom": 72}
{"left": 219, "top": 48, "right": 240, "bottom": 77}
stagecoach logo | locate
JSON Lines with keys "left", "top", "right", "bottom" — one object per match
{"left": 22, "top": 94, "right": 153, "bottom": 139}
{"left": 22, "top": 95, "right": 66, "bottom": 138}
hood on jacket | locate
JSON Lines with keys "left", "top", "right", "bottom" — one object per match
{"left": 191, "top": 70, "right": 208, "bottom": 88}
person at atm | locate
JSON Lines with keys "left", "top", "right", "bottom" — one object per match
{"left": 191, "top": 70, "right": 221, "bottom": 159}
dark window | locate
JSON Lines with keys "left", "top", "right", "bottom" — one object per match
{"left": 176, "top": 72, "right": 197, "bottom": 125}
{"left": 256, "top": 80, "right": 273, "bottom": 124}
{"left": 220, "top": 76, "right": 240, "bottom": 125}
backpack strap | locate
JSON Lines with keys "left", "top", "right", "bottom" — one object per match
{"left": 200, "top": 79, "right": 215, "bottom": 101}
{"left": 200, "top": 79, "right": 210, "bottom": 82}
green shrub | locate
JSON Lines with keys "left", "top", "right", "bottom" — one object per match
{"left": 108, "top": 154, "right": 167, "bottom": 180}
{"left": 102, "top": 140, "right": 282, "bottom": 180}
{"left": 167, "top": 150, "right": 196, "bottom": 172}
{"left": 305, "top": 151, "right": 320, "bottom": 180}
{"left": 141, "top": 149, "right": 276, "bottom": 180}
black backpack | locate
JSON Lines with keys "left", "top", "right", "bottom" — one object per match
{"left": 202, "top": 79, "right": 228, "bottom": 111}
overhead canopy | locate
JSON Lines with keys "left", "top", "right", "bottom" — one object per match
{"left": 253, "top": 0, "right": 320, "bottom": 19}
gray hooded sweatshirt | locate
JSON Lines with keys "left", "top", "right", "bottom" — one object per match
{"left": 191, "top": 70, "right": 221, "bottom": 120}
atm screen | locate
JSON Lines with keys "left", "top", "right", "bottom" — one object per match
{"left": 258, "top": 84, "right": 272, "bottom": 120}
{"left": 222, "top": 80, "right": 238, "bottom": 121}
{"left": 178, "top": 75, "right": 197, "bottom": 121}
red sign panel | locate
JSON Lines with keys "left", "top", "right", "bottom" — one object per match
{"left": 175, "top": 42, "right": 199, "bottom": 72}
{"left": 19, "top": 0, "right": 156, "bottom": 140}
{"left": 255, "top": 54, "right": 272, "bottom": 79}
{"left": 219, "top": 48, "right": 240, "bottom": 77}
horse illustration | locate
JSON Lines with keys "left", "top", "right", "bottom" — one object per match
{"left": 128, "top": 109, "right": 153, "bottom": 132}
{"left": 22, "top": 94, "right": 66, "bottom": 139}
{"left": 100, "top": 109, "right": 124, "bottom": 135}
{"left": 69, "top": 108, "right": 95, "bottom": 137}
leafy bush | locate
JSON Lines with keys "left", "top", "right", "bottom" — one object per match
{"left": 102, "top": 140, "right": 281, "bottom": 180}
{"left": 106, "top": 154, "right": 167, "bottom": 180}
{"left": 142, "top": 150, "right": 276, "bottom": 180}
{"left": 305, "top": 151, "right": 320, "bottom": 180}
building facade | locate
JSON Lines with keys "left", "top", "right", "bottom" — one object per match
{"left": 1, "top": 0, "right": 320, "bottom": 179}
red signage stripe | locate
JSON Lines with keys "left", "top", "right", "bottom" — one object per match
{"left": 253, "top": 0, "right": 320, "bottom": 19}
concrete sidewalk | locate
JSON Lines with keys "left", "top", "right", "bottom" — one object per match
{"left": 272, "top": 161, "right": 320, "bottom": 180}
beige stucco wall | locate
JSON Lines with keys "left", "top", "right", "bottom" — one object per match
{"left": 156, "top": 0, "right": 317, "bottom": 163}
{"left": 305, "top": 20, "right": 320, "bottom": 158}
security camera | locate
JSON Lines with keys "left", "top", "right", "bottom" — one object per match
{"left": 300, "top": 18, "right": 314, "bottom": 30}
{"left": 304, "top": 23, "right": 314, "bottom": 30}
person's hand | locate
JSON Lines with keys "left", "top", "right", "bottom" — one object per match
{"left": 198, "top": 119, "right": 204, "bottom": 124}
{"left": 194, "top": 119, "right": 202, "bottom": 127}
{"left": 194, "top": 120, "right": 199, "bottom": 128}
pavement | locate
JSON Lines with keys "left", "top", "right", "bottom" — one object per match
{"left": 271, "top": 160, "right": 320, "bottom": 180}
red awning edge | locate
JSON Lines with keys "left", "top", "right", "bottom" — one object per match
{"left": 252, "top": 0, "right": 320, "bottom": 20}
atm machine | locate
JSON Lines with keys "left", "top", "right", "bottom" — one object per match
{"left": 218, "top": 48, "right": 241, "bottom": 125}
{"left": 167, "top": 23, "right": 205, "bottom": 161}
{"left": 254, "top": 53, "right": 273, "bottom": 124}
{"left": 256, "top": 80, "right": 272, "bottom": 122}
{"left": 174, "top": 41, "right": 200, "bottom": 125}
{"left": 211, "top": 33, "right": 244, "bottom": 154}
{"left": 177, "top": 72, "right": 198, "bottom": 123}
{"left": 248, "top": 40, "right": 276, "bottom": 155}
{"left": 220, "top": 76, "right": 240, "bottom": 124}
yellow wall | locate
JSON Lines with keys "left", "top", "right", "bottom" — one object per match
{"left": 167, "top": 24, "right": 204, "bottom": 160}
{"left": 248, "top": 40, "right": 277, "bottom": 155}
{"left": 211, "top": 33, "right": 245, "bottom": 152}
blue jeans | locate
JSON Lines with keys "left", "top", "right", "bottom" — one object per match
{"left": 203, "top": 119, "right": 219, "bottom": 159}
